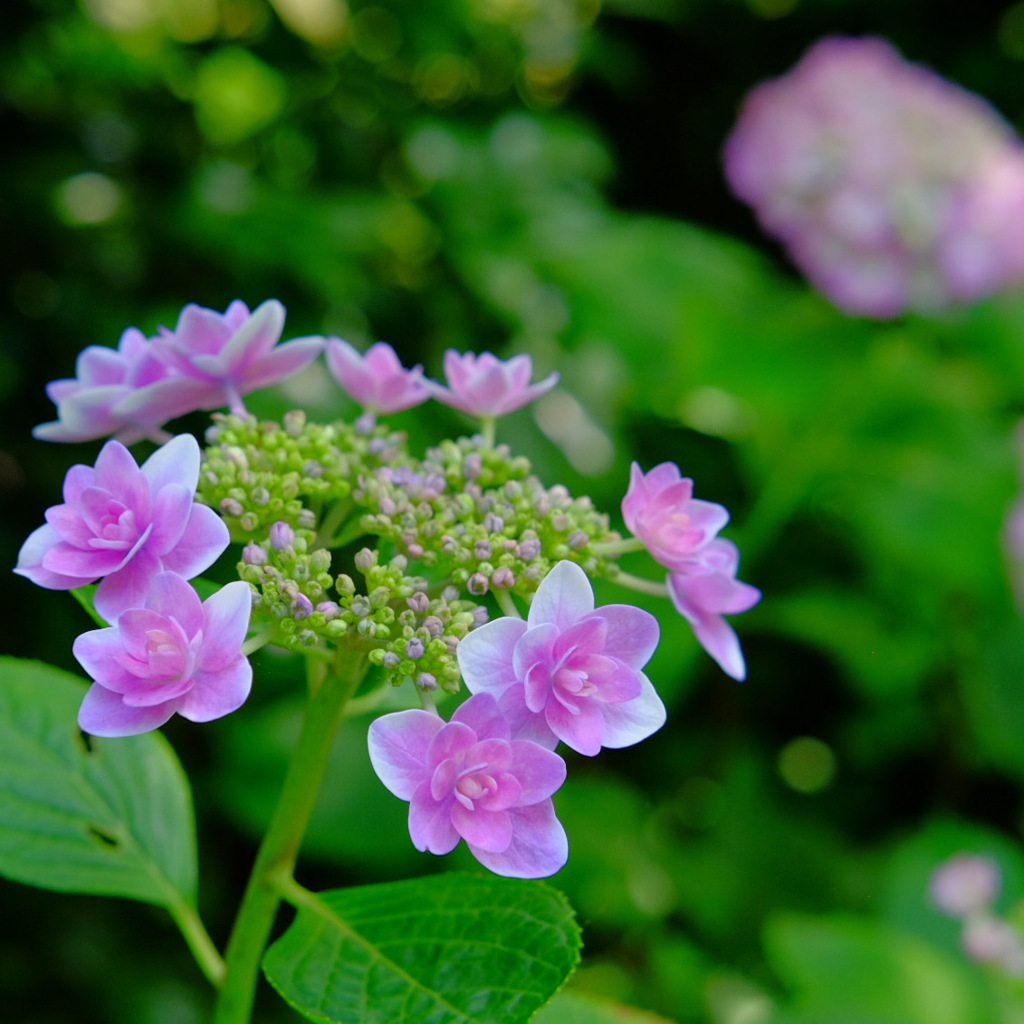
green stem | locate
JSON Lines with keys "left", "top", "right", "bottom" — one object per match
{"left": 495, "top": 590, "right": 522, "bottom": 619}
{"left": 314, "top": 498, "right": 354, "bottom": 550}
{"left": 590, "top": 536, "right": 646, "bottom": 558}
{"left": 479, "top": 416, "right": 496, "bottom": 449}
{"left": 613, "top": 570, "right": 670, "bottom": 598}
{"left": 212, "top": 647, "right": 367, "bottom": 1024}
{"left": 165, "top": 895, "right": 226, "bottom": 988}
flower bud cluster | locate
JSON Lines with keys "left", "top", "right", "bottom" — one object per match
{"left": 198, "top": 412, "right": 402, "bottom": 541}
{"left": 352, "top": 434, "right": 619, "bottom": 601}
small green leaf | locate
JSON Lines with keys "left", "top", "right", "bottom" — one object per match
{"left": 262, "top": 873, "right": 582, "bottom": 1024}
{"left": 0, "top": 656, "right": 197, "bottom": 907}
{"left": 70, "top": 584, "right": 108, "bottom": 627}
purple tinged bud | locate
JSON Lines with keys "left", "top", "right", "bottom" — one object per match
{"left": 283, "top": 410, "right": 306, "bottom": 436}
{"left": 407, "top": 592, "right": 430, "bottom": 613}
{"left": 221, "top": 497, "right": 244, "bottom": 518}
{"left": 463, "top": 452, "right": 483, "bottom": 480}
{"left": 567, "top": 529, "right": 589, "bottom": 550}
{"left": 484, "top": 512, "right": 505, "bottom": 533}
{"left": 355, "top": 411, "right": 377, "bottom": 435}
{"left": 379, "top": 497, "right": 397, "bottom": 517}
{"left": 354, "top": 548, "right": 376, "bottom": 572}
{"left": 474, "top": 540, "right": 492, "bottom": 559}
{"left": 518, "top": 538, "right": 541, "bottom": 560}
{"left": 382, "top": 651, "right": 401, "bottom": 669}
{"left": 243, "top": 543, "right": 267, "bottom": 566}
{"left": 351, "top": 596, "right": 371, "bottom": 618}
{"left": 471, "top": 605, "right": 489, "bottom": 627}
{"left": 417, "top": 672, "right": 437, "bottom": 690}
{"left": 251, "top": 486, "right": 271, "bottom": 506}
{"left": 467, "top": 572, "right": 489, "bottom": 596}
{"left": 423, "top": 615, "right": 443, "bottom": 637}
{"left": 407, "top": 542, "right": 424, "bottom": 558}
{"left": 492, "top": 566, "right": 515, "bottom": 589}
{"left": 297, "top": 508, "right": 317, "bottom": 529}
{"left": 368, "top": 437, "right": 388, "bottom": 455}
{"left": 270, "top": 521, "right": 295, "bottom": 551}
{"left": 406, "top": 638, "right": 425, "bottom": 659}
{"left": 292, "top": 593, "right": 314, "bottom": 619}
{"left": 316, "top": 600, "right": 340, "bottom": 618}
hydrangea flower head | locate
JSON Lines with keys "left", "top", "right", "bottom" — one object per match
{"left": 367, "top": 692, "right": 568, "bottom": 878}
{"left": 457, "top": 560, "right": 665, "bottom": 755}
{"left": 667, "top": 539, "right": 761, "bottom": 681}
{"left": 15, "top": 433, "right": 229, "bottom": 621}
{"left": 74, "top": 572, "right": 252, "bottom": 736}
{"left": 622, "top": 461, "right": 730, "bottom": 571}
{"left": 724, "top": 36, "right": 1024, "bottom": 317}
{"left": 325, "top": 339, "right": 428, "bottom": 415}
{"left": 422, "top": 350, "right": 559, "bottom": 418}
{"left": 116, "top": 299, "right": 324, "bottom": 421}
{"left": 34, "top": 327, "right": 179, "bottom": 444}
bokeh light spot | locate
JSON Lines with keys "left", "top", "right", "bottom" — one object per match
{"left": 55, "top": 172, "right": 123, "bottom": 225}
{"left": 777, "top": 737, "right": 836, "bottom": 794}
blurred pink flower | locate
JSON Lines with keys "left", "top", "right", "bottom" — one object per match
{"left": 367, "top": 692, "right": 568, "bottom": 878}
{"left": 325, "top": 339, "right": 428, "bottom": 414}
{"left": 667, "top": 539, "right": 761, "bottom": 681}
{"left": 457, "top": 560, "right": 665, "bottom": 756}
{"left": 15, "top": 434, "right": 229, "bottom": 622}
{"left": 422, "top": 350, "right": 558, "bottom": 419}
{"left": 34, "top": 327, "right": 179, "bottom": 444}
{"left": 74, "top": 572, "right": 252, "bottom": 736}
{"left": 929, "top": 852, "right": 1001, "bottom": 918}
{"left": 622, "top": 461, "right": 730, "bottom": 572}
{"left": 724, "top": 36, "right": 1024, "bottom": 317}
{"left": 116, "top": 299, "right": 324, "bottom": 421}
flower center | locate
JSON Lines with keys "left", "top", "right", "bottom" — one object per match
{"left": 89, "top": 504, "right": 137, "bottom": 549}
{"left": 454, "top": 761, "right": 496, "bottom": 810}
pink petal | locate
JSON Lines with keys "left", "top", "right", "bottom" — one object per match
{"left": 198, "top": 581, "right": 253, "bottom": 671}
{"left": 451, "top": 804, "right": 513, "bottom": 853}
{"left": 599, "top": 673, "right": 667, "bottom": 748}
{"left": 145, "top": 572, "right": 205, "bottom": 638}
{"left": 585, "top": 605, "right": 660, "bottom": 669}
{"left": 368, "top": 710, "right": 444, "bottom": 800}
{"left": 92, "top": 440, "right": 141, "bottom": 494}
{"left": 112, "top": 376, "right": 221, "bottom": 422}
{"left": 527, "top": 560, "right": 594, "bottom": 630}
{"left": 426, "top": 720, "right": 477, "bottom": 768}
{"left": 44, "top": 505, "right": 96, "bottom": 549}
{"left": 545, "top": 695, "right": 606, "bottom": 756}
{"left": 217, "top": 299, "right": 286, "bottom": 374}
{"left": 72, "top": 627, "right": 136, "bottom": 693}
{"left": 456, "top": 617, "right": 527, "bottom": 695}
{"left": 78, "top": 683, "right": 177, "bottom": 737}
{"left": 148, "top": 484, "right": 193, "bottom": 556}
{"left": 237, "top": 336, "right": 325, "bottom": 394}
{"left": 159, "top": 503, "right": 229, "bottom": 579}
{"left": 497, "top": 685, "right": 558, "bottom": 749}
{"left": 408, "top": 784, "right": 460, "bottom": 854}
{"left": 469, "top": 802, "right": 568, "bottom": 878}
{"left": 450, "top": 692, "right": 512, "bottom": 741}
{"left": 63, "top": 465, "right": 95, "bottom": 505}
{"left": 42, "top": 540, "right": 128, "bottom": 580}
{"left": 141, "top": 434, "right": 200, "bottom": 495}
{"left": 93, "top": 547, "right": 163, "bottom": 622}
{"left": 117, "top": 607, "right": 179, "bottom": 662}
{"left": 177, "top": 657, "right": 252, "bottom": 722}
{"left": 508, "top": 740, "right": 566, "bottom": 803}
{"left": 15, "top": 524, "right": 94, "bottom": 590}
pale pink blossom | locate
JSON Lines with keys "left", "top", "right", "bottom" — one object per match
{"left": 115, "top": 299, "right": 324, "bottom": 421}
{"left": 724, "top": 36, "right": 1024, "bottom": 316}
{"left": 422, "top": 350, "right": 558, "bottom": 418}
{"left": 15, "top": 434, "right": 228, "bottom": 622}
{"left": 667, "top": 539, "right": 760, "bottom": 681}
{"left": 325, "top": 339, "right": 428, "bottom": 414}
{"left": 622, "top": 461, "right": 729, "bottom": 572}
{"left": 34, "top": 327, "right": 179, "bottom": 444}
{"left": 457, "top": 561, "right": 665, "bottom": 756}
{"left": 74, "top": 572, "right": 252, "bottom": 736}
{"left": 367, "top": 692, "right": 568, "bottom": 878}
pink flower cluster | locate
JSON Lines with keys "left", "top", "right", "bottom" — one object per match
{"left": 326, "top": 342, "right": 558, "bottom": 421}
{"left": 724, "top": 36, "right": 1024, "bottom": 318}
{"left": 36, "top": 300, "right": 324, "bottom": 443}
{"left": 369, "top": 561, "right": 665, "bottom": 878}
{"left": 623, "top": 462, "right": 760, "bottom": 680}
{"left": 15, "top": 435, "right": 250, "bottom": 736}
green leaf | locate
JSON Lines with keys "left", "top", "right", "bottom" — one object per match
{"left": 534, "top": 990, "right": 677, "bottom": 1023}
{"left": 0, "top": 656, "right": 197, "bottom": 907}
{"left": 262, "top": 873, "right": 582, "bottom": 1023}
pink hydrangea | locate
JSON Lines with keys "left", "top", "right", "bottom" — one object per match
{"left": 115, "top": 299, "right": 324, "bottom": 421}
{"left": 367, "top": 692, "right": 568, "bottom": 878}
{"left": 34, "top": 327, "right": 180, "bottom": 444}
{"left": 724, "top": 36, "right": 1024, "bottom": 317}
{"left": 325, "top": 339, "right": 428, "bottom": 414}
{"left": 15, "top": 434, "right": 229, "bottom": 622}
{"left": 73, "top": 572, "right": 252, "bottom": 736}
{"left": 622, "top": 461, "right": 730, "bottom": 572}
{"left": 667, "top": 539, "right": 761, "bottom": 682}
{"left": 456, "top": 561, "right": 665, "bottom": 756}
{"left": 421, "top": 350, "right": 559, "bottom": 419}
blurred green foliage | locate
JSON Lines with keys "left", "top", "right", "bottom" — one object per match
{"left": 6, "top": 0, "right": 1024, "bottom": 1022}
